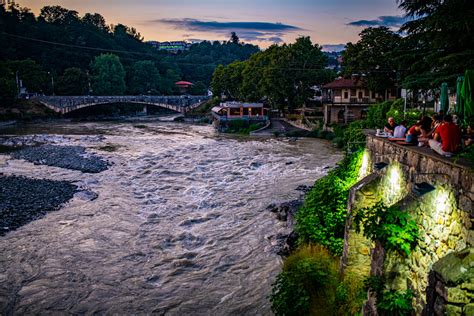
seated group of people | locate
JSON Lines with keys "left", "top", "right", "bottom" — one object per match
{"left": 383, "top": 114, "right": 473, "bottom": 158}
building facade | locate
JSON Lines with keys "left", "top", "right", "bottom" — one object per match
{"left": 322, "top": 77, "right": 398, "bottom": 126}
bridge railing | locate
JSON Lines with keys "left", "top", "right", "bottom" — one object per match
{"left": 34, "top": 95, "right": 210, "bottom": 110}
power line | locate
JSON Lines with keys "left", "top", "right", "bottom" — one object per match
{"left": 1, "top": 31, "right": 413, "bottom": 73}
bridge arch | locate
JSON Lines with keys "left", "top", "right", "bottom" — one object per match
{"left": 34, "top": 95, "right": 210, "bottom": 114}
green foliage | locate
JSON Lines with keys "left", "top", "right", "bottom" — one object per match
{"left": 296, "top": 150, "right": 364, "bottom": 255}
{"left": 365, "top": 276, "right": 414, "bottom": 315}
{"left": 226, "top": 120, "right": 264, "bottom": 135}
{"left": 366, "top": 100, "right": 393, "bottom": 128}
{"left": 335, "top": 274, "right": 366, "bottom": 316}
{"left": 270, "top": 244, "right": 338, "bottom": 316}
{"left": 56, "top": 67, "right": 88, "bottom": 95}
{"left": 343, "top": 121, "right": 367, "bottom": 151}
{"left": 377, "top": 289, "right": 414, "bottom": 315}
{"left": 127, "top": 60, "right": 161, "bottom": 95}
{"left": 211, "top": 37, "right": 334, "bottom": 110}
{"left": 343, "top": 27, "right": 401, "bottom": 94}
{"left": 398, "top": 0, "right": 474, "bottom": 87}
{"left": 354, "top": 202, "right": 419, "bottom": 257}
{"left": 0, "top": 3, "right": 258, "bottom": 96}
{"left": 0, "top": 62, "right": 17, "bottom": 103}
{"left": 90, "top": 54, "right": 126, "bottom": 95}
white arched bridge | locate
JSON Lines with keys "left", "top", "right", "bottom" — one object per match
{"left": 34, "top": 95, "right": 210, "bottom": 114}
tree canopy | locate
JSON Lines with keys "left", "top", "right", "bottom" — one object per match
{"left": 0, "top": 2, "right": 259, "bottom": 101}
{"left": 211, "top": 37, "right": 334, "bottom": 110}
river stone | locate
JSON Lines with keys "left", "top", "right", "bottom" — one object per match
{"left": 11, "top": 144, "right": 109, "bottom": 173}
{"left": 432, "top": 248, "right": 474, "bottom": 286}
{"left": 0, "top": 175, "right": 77, "bottom": 235}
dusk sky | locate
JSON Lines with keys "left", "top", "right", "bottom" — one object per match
{"left": 18, "top": 0, "right": 405, "bottom": 50}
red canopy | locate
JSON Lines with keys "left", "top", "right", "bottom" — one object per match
{"left": 175, "top": 81, "right": 193, "bottom": 86}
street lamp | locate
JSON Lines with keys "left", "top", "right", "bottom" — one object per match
{"left": 47, "top": 71, "right": 55, "bottom": 96}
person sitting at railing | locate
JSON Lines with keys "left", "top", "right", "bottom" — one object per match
{"left": 393, "top": 120, "right": 407, "bottom": 138}
{"left": 428, "top": 115, "right": 462, "bottom": 157}
{"left": 406, "top": 120, "right": 422, "bottom": 144}
{"left": 417, "top": 116, "right": 434, "bottom": 147}
{"left": 384, "top": 117, "right": 397, "bottom": 135}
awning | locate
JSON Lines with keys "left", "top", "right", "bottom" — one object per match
{"left": 211, "top": 106, "right": 224, "bottom": 113}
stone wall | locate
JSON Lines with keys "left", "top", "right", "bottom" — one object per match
{"left": 342, "top": 134, "right": 473, "bottom": 314}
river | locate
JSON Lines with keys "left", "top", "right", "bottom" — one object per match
{"left": 0, "top": 117, "right": 341, "bottom": 315}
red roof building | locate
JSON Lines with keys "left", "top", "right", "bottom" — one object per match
{"left": 322, "top": 76, "right": 399, "bottom": 126}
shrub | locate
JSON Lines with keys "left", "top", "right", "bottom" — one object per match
{"left": 335, "top": 273, "right": 366, "bottom": 315}
{"left": 366, "top": 100, "right": 393, "bottom": 128}
{"left": 377, "top": 289, "right": 414, "bottom": 315}
{"left": 270, "top": 244, "right": 338, "bottom": 316}
{"left": 354, "top": 202, "right": 419, "bottom": 257}
{"left": 296, "top": 150, "right": 364, "bottom": 255}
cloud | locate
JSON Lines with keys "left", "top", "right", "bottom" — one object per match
{"left": 348, "top": 15, "right": 409, "bottom": 28}
{"left": 151, "top": 18, "right": 301, "bottom": 43}
{"left": 322, "top": 44, "right": 345, "bottom": 52}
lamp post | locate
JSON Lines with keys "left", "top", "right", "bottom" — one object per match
{"left": 48, "top": 71, "right": 55, "bottom": 96}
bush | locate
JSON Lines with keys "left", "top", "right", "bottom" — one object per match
{"left": 354, "top": 202, "right": 419, "bottom": 257}
{"left": 366, "top": 100, "right": 393, "bottom": 128}
{"left": 296, "top": 150, "right": 364, "bottom": 255}
{"left": 335, "top": 273, "right": 366, "bottom": 315}
{"left": 270, "top": 244, "right": 338, "bottom": 316}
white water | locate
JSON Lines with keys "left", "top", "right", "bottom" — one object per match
{"left": 0, "top": 118, "right": 341, "bottom": 315}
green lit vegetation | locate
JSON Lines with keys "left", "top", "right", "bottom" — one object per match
{"left": 354, "top": 202, "right": 420, "bottom": 257}
{"left": 365, "top": 276, "right": 415, "bottom": 316}
{"left": 296, "top": 150, "right": 364, "bottom": 255}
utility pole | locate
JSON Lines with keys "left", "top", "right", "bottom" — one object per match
{"left": 48, "top": 71, "right": 55, "bottom": 96}
{"left": 15, "top": 70, "right": 20, "bottom": 97}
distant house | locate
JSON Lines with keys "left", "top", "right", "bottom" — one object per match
{"left": 147, "top": 41, "right": 190, "bottom": 53}
{"left": 211, "top": 102, "right": 268, "bottom": 130}
{"left": 322, "top": 77, "right": 398, "bottom": 125}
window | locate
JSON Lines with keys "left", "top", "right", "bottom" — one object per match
{"left": 344, "top": 91, "right": 349, "bottom": 99}
{"left": 364, "top": 89, "right": 369, "bottom": 97}
{"left": 350, "top": 89, "right": 356, "bottom": 96}
{"left": 358, "top": 91, "right": 363, "bottom": 99}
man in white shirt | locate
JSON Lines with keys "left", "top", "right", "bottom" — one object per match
{"left": 393, "top": 120, "right": 407, "bottom": 138}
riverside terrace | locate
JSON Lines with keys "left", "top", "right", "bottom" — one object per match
{"left": 33, "top": 95, "right": 210, "bottom": 114}
{"left": 341, "top": 131, "right": 473, "bottom": 314}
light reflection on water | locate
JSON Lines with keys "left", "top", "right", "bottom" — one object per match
{"left": 0, "top": 118, "right": 341, "bottom": 315}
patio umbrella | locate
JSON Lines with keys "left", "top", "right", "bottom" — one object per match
{"left": 456, "top": 76, "right": 464, "bottom": 118}
{"left": 440, "top": 82, "right": 449, "bottom": 113}
{"left": 460, "top": 70, "right": 474, "bottom": 124}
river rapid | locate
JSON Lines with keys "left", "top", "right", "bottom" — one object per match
{"left": 0, "top": 117, "right": 341, "bottom": 315}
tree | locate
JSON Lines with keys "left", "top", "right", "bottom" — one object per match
{"left": 8, "top": 59, "right": 48, "bottom": 93}
{"left": 82, "top": 13, "right": 109, "bottom": 32}
{"left": 230, "top": 32, "right": 239, "bottom": 44}
{"left": 398, "top": 0, "right": 474, "bottom": 87}
{"left": 90, "top": 54, "right": 126, "bottom": 95}
{"left": 342, "top": 27, "right": 401, "bottom": 96}
{"left": 128, "top": 60, "right": 161, "bottom": 95}
{"left": 0, "top": 62, "right": 17, "bottom": 104}
{"left": 39, "top": 6, "right": 79, "bottom": 24}
{"left": 56, "top": 68, "right": 89, "bottom": 95}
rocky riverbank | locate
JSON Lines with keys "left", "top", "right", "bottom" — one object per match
{"left": 0, "top": 175, "right": 77, "bottom": 236}
{"left": 266, "top": 184, "right": 311, "bottom": 256}
{"left": 10, "top": 144, "right": 110, "bottom": 173}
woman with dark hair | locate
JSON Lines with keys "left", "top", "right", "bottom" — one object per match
{"left": 406, "top": 120, "right": 422, "bottom": 144}
{"left": 417, "top": 116, "right": 433, "bottom": 146}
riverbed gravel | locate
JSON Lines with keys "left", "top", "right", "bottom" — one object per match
{"left": 0, "top": 175, "right": 77, "bottom": 236}
{"left": 10, "top": 144, "right": 109, "bottom": 173}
